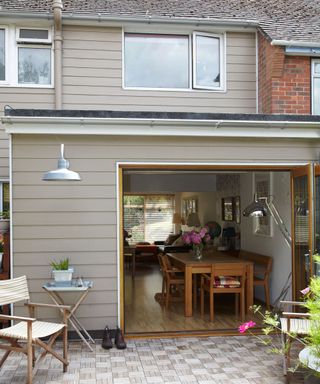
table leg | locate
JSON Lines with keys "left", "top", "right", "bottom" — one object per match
{"left": 246, "top": 263, "right": 254, "bottom": 312}
{"left": 132, "top": 250, "right": 136, "bottom": 278}
{"left": 185, "top": 266, "right": 193, "bottom": 317}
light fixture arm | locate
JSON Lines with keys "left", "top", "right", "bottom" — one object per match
{"left": 262, "top": 196, "right": 292, "bottom": 246}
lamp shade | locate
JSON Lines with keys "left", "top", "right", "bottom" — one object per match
{"left": 186, "top": 212, "right": 201, "bottom": 227}
{"left": 243, "top": 194, "right": 267, "bottom": 217}
{"left": 172, "top": 212, "right": 182, "bottom": 224}
{"left": 43, "top": 144, "right": 81, "bottom": 181}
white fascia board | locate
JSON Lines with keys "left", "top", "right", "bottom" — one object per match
{"left": 2, "top": 116, "right": 320, "bottom": 139}
{"left": 271, "top": 39, "right": 320, "bottom": 48}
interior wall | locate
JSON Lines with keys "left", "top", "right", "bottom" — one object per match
{"left": 240, "top": 171, "right": 292, "bottom": 305}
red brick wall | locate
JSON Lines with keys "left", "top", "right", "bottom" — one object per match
{"left": 258, "top": 32, "right": 311, "bottom": 114}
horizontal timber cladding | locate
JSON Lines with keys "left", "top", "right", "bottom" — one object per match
{"left": 62, "top": 25, "right": 257, "bottom": 113}
{"left": 11, "top": 133, "right": 320, "bottom": 330}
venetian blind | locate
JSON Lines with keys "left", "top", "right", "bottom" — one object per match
{"left": 123, "top": 195, "right": 174, "bottom": 244}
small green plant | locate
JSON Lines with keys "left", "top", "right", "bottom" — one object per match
{"left": 0, "top": 211, "right": 9, "bottom": 220}
{"left": 50, "top": 258, "right": 70, "bottom": 270}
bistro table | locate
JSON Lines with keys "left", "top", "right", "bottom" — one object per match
{"left": 166, "top": 251, "right": 254, "bottom": 317}
{"left": 43, "top": 280, "right": 95, "bottom": 351}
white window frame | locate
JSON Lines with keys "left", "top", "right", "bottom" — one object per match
{"left": 0, "top": 26, "right": 8, "bottom": 85}
{"left": 0, "top": 25, "right": 53, "bottom": 88}
{"left": 312, "top": 59, "right": 320, "bottom": 115}
{"left": 122, "top": 30, "right": 226, "bottom": 92}
{"left": 0, "top": 180, "right": 9, "bottom": 212}
{"left": 16, "top": 27, "right": 52, "bottom": 44}
{"left": 192, "top": 31, "right": 225, "bottom": 91}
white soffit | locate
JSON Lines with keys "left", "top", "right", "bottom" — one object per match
{"left": 2, "top": 116, "right": 320, "bottom": 139}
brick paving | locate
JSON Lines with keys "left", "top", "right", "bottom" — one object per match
{"left": 0, "top": 336, "right": 305, "bottom": 383}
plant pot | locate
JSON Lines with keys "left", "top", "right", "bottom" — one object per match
{"left": 52, "top": 268, "right": 74, "bottom": 282}
{"left": 0, "top": 219, "right": 9, "bottom": 234}
{"left": 299, "top": 348, "right": 320, "bottom": 383}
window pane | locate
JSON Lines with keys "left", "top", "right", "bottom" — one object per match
{"left": 19, "top": 29, "right": 48, "bottom": 40}
{"left": 18, "top": 47, "right": 51, "bottom": 84}
{"left": 314, "top": 63, "right": 320, "bottom": 74}
{"left": 0, "top": 29, "right": 5, "bottom": 81}
{"left": 314, "top": 78, "right": 320, "bottom": 115}
{"left": 125, "top": 34, "right": 189, "bottom": 88}
{"left": 195, "top": 35, "right": 220, "bottom": 88}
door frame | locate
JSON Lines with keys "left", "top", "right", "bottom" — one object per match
{"left": 117, "top": 161, "right": 312, "bottom": 336}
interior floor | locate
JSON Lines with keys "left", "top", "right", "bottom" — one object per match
{"left": 124, "top": 261, "right": 264, "bottom": 334}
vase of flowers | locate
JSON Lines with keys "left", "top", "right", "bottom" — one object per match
{"left": 182, "top": 227, "right": 211, "bottom": 260}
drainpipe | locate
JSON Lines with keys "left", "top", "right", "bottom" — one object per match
{"left": 53, "top": 0, "right": 63, "bottom": 110}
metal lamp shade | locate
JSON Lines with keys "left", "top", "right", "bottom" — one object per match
{"left": 42, "top": 144, "right": 81, "bottom": 181}
{"left": 243, "top": 195, "right": 268, "bottom": 217}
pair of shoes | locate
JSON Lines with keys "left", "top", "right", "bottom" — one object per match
{"left": 115, "top": 327, "right": 126, "bottom": 350}
{"left": 101, "top": 326, "right": 113, "bottom": 350}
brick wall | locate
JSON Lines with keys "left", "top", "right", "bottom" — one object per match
{"left": 258, "top": 31, "right": 311, "bottom": 114}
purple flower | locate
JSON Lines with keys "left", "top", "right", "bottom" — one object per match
{"left": 182, "top": 233, "right": 191, "bottom": 244}
{"left": 191, "top": 233, "right": 202, "bottom": 245}
{"left": 200, "top": 228, "right": 207, "bottom": 238}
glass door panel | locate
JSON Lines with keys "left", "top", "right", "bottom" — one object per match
{"left": 292, "top": 165, "right": 312, "bottom": 299}
{"left": 314, "top": 165, "right": 320, "bottom": 275}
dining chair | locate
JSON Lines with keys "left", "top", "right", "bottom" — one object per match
{"left": 0, "top": 275, "right": 69, "bottom": 384}
{"left": 158, "top": 253, "right": 185, "bottom": 309}
{"left": 200, "top": 263, "right": 247, "bottom": 322}
{"left": 280, "top": 300, "right": 311, "bottom": 375}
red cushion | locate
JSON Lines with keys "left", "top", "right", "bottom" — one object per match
{"left": 205, "top": 276, "right": 241, "bottom": 288}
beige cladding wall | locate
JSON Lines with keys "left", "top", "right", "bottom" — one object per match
{"left": 12, "top": 133, "right": 320, "bottom": 330}
{"left": 0, "top": 25, "right": 256, "bottom": 178}
{"left": 62, "top": 26, "right": 257, "bottom": 112}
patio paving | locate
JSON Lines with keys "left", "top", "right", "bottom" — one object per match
{"left": 0, "top": 335, "right": 304, "bottom": 384}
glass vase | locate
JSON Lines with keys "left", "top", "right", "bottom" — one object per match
{"left": 193, "top": 245, "right": 203, "bottom": 260}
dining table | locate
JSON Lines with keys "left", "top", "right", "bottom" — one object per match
{"left": 166, "top": 250, "right": 254, "bottom": 317}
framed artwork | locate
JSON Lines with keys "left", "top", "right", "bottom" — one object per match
{"left": 234, "top": 196, "right": 241, "bottom": 224}
{"left": 222, "top": 197, "right": 234, "bottom": 221}
{"left": 254, "top": 172, "right": 273, "bottom": 237}
{"left": 182, "top": 197, "right": 198, "bottom": 220}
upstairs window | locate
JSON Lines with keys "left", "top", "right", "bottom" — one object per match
{"left": 124, "top": 32, "right": 225, "bottom": 91}
{"left": 16, "top": 28, "right": 52, "bottom": 85}
{"left": 313, "top": 60, "right": 320, "bottom": 115}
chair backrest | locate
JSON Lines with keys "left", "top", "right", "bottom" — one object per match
{"left": 159, "top": 254, "right": 176, "bottom": 278}
{"left": 0, "top": 275, "right": 30, "bottom": 305}
{"left": 210, "top": 263, "right": 247, "bottom": 286}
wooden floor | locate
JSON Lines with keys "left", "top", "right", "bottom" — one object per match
{"left": 124, "top": 261, "right": 264, "bottom": 334}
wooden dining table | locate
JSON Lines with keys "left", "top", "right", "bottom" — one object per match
{"left": 166, "top": 250, "right": 254, "bottom": 317}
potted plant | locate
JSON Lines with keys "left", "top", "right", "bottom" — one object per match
{"left": 51, "top": 258, "right": 74, "bottom": 282}
{"left": 182, "top": 227, "right": 211, "bottom": 259}
{"left": 0, "top": 211, "right": 10, "bottom": 234}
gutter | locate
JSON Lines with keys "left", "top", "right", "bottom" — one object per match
{"left": 2, "top": 115, "right": 320, "bottom": 139}
{"left": 271, "top": 39, "right": 320, "bottom": 48}
{"left": 0, "top": 11, "right": 258, "bottom": 28}
{"left": 52, "top": 0, "right": 63, "bottom": 109}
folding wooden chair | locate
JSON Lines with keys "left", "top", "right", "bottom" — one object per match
{"left": 0, "top": 275, "right": 69, "bottom": 384}
{"left": 280, "top": 300, "right": 311, "bottom": 375}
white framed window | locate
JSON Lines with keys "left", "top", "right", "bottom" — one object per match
{"left": 0, "top": 182, "right": 9, "bottom": 213}
{"left": 0, "top": 26, "right": 53, "bottom": 87}
{"left": 312, "top": 60, "right": 320, "bottom": 115}
{"left": 123, "top": 31, "right": 225, "bottom": 92}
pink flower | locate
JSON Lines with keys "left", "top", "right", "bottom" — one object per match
{"left": 239, "top": 321, "right": 256, "bottom": 333}
{"left": 301, "top": 286, "right": 310, "bottom": 295}
{"left": 200, "top": 227, "right": 207, "bottom": 238}
{"left": 182, "top": 233, "right": 191, "bottom": 244}
{"left": 204, "top": 234, "right": 211, "bottom": 243}
{"left": 191, "top": 233, "right": 202, "bottom": 245}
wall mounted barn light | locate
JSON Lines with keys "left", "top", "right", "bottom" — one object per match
{"left": 42, "top": 144, "right": 81, "bottom": 181}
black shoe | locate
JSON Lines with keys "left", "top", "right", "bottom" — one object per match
{"left": 101, "top": 326, "right": 113, "bottom": 349}
{"left": 115, "top": 327, "right": 126, "bottom": 350}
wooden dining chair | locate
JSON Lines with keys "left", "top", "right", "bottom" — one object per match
{"left": 200, "top": 263, "right": 247, "bottom": 322}
{"left": 0, "top": 275, "right": 70, "bottom": 384}
{"left": 158, "top": 254, "right": 185, "bottom": 309}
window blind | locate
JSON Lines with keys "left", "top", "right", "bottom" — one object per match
{"left": 123, "top": 195, "right": 174, "bottom": 244}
